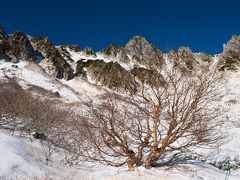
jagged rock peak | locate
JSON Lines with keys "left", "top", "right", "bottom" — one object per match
{"left": 101, "top": 44, "right": 124, "bottom": 59}
{"left": 168, "top": 46, "right": 194, "bottom": 58}
{"left": 177, "top": 46, "right": 193, "bottom": 53}
{"left": 223, "top": 35, "right": 240, "bottom": 54}
{"left": 125, "top": 36, "right": 160, "bottom": 54}
{"left": 101, "top": 44, "right": 130, "bottom": 64}
{"left": 101, "top": 44, "right": 120, "bottom": 55}
{"left": 125, "top": 36, "right": 163, "bottom": 69}
{"left": 125, "top": 36, "right": 151, "bottom": 47}
{"left": 167, "top": 46, "right": 197, "bottom": 73}
{"left": 30, "top": 37, "right": 54, "bottom": 53}
{"left": 11, "top": 31, "right": 27, "bottom": 40}
{"left": 1, "top": 31, "right": 35, "bottom": 62}
{"left": 218, "top": 35, "right": 240, "bottom": 71}
{"left": 83, "top": 47, "right": 95, "bottom": 54}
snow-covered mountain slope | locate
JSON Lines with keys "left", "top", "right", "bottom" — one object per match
{"left": 0, "top": 60, "right": 103, "bottom": 101}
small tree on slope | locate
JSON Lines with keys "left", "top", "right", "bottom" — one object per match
{"left": 65, "top": 68, "right": 223, "bottom": 171}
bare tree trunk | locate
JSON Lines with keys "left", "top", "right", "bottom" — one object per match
{"left": 144, "top": 152, "right": 156, "bottom": 169}
{"left": 127, "top": 158, "right": 136, "bottom": 171}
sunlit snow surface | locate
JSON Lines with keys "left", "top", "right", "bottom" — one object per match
{"left": 1, "top": 132, "right": 238, "bottom": 179}
{"left": 0, "top": 60, "right": 103, "bottom": 101}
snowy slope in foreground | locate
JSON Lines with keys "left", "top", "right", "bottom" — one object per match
{"left": 0, "top": 132, "right": 239, "bottom": 180}
{"left": 0, "top": 132, "right": 62, "bottom": 179}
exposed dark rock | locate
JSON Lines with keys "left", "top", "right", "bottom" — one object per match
{"left": 131, "top": 67, "right": 164, "bottom": 87}
{"left": 0, "top": 37, "right": 10, "bottom": 51}
{"left": 0, "top": 37, "right": 11, "bottom": 60}
{"left": 76, "top": 60, "right": 138, "bottom": 93}
{"left": 0, "top": 31, "right": 35, "bottom": 62}
{"left": 83, "top": 47, "right": 96, "bottom": 57}
{"left": 7, "top": 32, "right": 35, "bottom": 61}
{"left": 168, "top": 47, "right": 197, "bottom": 73}
{"left": 101, "top": 44, "right": 119, "bottom": 56}
{"left": 30, "top": 37, "right": 74, "bottom": 80}
{"left": 54, "top": 91, "right": 61, "bottom": 98}
{"left": 58, "top": 44, "right": 80, "bottom": 63}
{"left": 0, "top": 53, "right": 11, "bottom": 61}
{"left": 101, "top": 44, "right": 130, "bottom": 64}
{"left": 33, "top": 131, "right": 47, "bottom": 140}
{"left": 62, "top": 44, "right": 80, "bottom": 52}
{"left": 196, "top": 53, "right": 213, "bottom": 63}
{"left": 12, "top": 64, "right": 18, "bottom": 68}
{"left": 30, "top": 37, "right": 54, "bottom": 56}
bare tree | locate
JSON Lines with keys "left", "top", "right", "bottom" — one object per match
{"left": 65, "top": 68, "right": 223, "bottom": 171}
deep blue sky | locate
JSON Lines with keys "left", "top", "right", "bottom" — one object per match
{"left": 1, "top": 0, "right": 240, "bottom": 54}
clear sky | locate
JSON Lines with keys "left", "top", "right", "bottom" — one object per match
{"left": 1, "top": 0, "right": 240, "bottom": 54}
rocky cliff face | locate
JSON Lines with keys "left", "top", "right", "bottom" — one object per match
{"left": 0, "top": 31, "right": 35, "bottom": 62}
{"left": 30, "top": 37, "right": 74, "bottom": 80}
{"left": 219, "top": 35, "right": 240, "bottom": 71}
{"left": 76, "top": 60, "right": 138, "bottom": 93}
{"left": 101, "top": 44, "right": 130, "bottom": 65}
{"left": 100, "top": 36, "right": 164, "bottom": 70}
{"left": 73, "top": 36, "right": 167, "bottom": 93}
{"left": 131, "top": 67, "right": 164, "bottom": 87}
{"left": 57, "top": 44, "right": 81, "bottom": 63}
{"left": 167, "top": 47, "right": 197, "bottom": 73}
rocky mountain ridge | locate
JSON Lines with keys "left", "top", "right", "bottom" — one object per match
{"left": 0, "top": 27, "right": 240, "bottom": 93}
